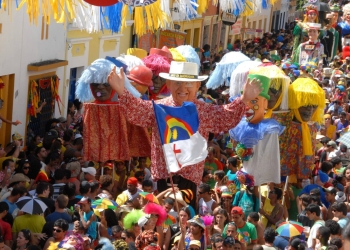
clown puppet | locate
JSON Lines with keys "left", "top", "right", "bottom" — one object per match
{"left": 142, "top": 47, "right": 172, "bottom": 100}
{"left": 339, "top": 4, "right": 350, "bottom": 47}
{"left": 229, "top": 74, "right": 285, "bottom": 186}
{"left": 292, "top": 5, "right": 320, "bottom": 61}
{"left": 280, "top": 78, "right": 325, "bottom": 181}
{"left": 294, "top": 23, "right": 325, "bottom": 70}
{"left": 75, "top": 58, "right": 151, "bottom": 164}
{"left": 322, "top": 13, "right": 341, "bottom": 62}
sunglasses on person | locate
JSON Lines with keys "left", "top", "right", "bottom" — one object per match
{"left": 269, "top": 191, "right": 276, "bottom": 194}
{"left": 53, "top": 228, "right": 62, "bottom": 233}
{"left": 23, "top": 167, "right": 30, "bottom": 170}
{"left": 121, "top": 237, "right": 126, "bottom": 240}
{"left": 198, "top": 191, "right": 207, "bottom": 194}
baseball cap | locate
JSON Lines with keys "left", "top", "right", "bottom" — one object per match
{"left": 226, "top": 142, "right": 233, "bottom": 149}
{"left": 189, "top": 240, "right": 201, "bottom": 248}
{"left": 127, "top": 177, "right": 138, "bottom": 186}
{"left": 78, "top": 196, "right": 91, "bottom": 204}
{"left": 82, "top": 167, "right": 96, "bottom": 176}
{"left": 231, "top": 206, "right": 243, "bottom": 215}
{"left": 104, "top": 162, "right": 113, "bottom": 169}
{"left": 327, "top": 140, "right": 337, "bottom": 149}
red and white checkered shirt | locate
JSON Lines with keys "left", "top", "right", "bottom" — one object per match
{"left": 119, "top": 90, "right": 245, "bottom": 185}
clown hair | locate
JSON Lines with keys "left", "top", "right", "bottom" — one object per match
{"left": 116, "top": 55, "right": 145, "bottom": 74}
{"left": 123, "top": 209, "right": 145, "bottom": 229}
{"left": 249, "top": 64, "right": 291, "bottom": 110}
{"left": 207, "top": 51, "right": 250, "bottom": 89}
{"left": 144, "top": 203, "right": 167, "bottom": 226}
{"left": 288, "top": 77, "right": 325, "bottom": 124}
{"left": 344, "top": 4, "right": 350, "bottom": 17}
{"left": 175, "top": 45, "right": 201, "bottom": 69}
{"left": 96, "top": 237, "right": 115, "bottom": 250}
{"left": 142, "top": 54, "right": 171, "bottom": 76}
{"left": 229, "top": 60, "right": 262, "bottom": 97}
{"left": 202, "top": 215, "right": 214, "bottom": 226}
{"left": 75, "top": 58, "right": 141, "bottom": 102}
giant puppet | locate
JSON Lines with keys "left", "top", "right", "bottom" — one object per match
{"left": 339, "top": 4, "right": 350, "bottom": 46}
{"left": 75, "top": 58, "right": 152, "bottom": 162}
{"left": 279, "top": 78, "right": 325, "bottom": 179}
{"left": 292, "top": 5, "right": 320, "bottom": 61}
{"left": 293, "top": 23, "right": 324, "bottom": 69}
{"left": 229, "top": 65, "right": 286, "bottom": 185}
{"left": 108, "top": 56, "right": 263, "bottom": 201}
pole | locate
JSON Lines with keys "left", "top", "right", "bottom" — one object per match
{"left": 282, "top": 176, "right": 289, "bottom": 206}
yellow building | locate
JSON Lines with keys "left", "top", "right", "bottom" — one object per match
{"left": 62, "top": 22, "right": 133, "bottom": 114}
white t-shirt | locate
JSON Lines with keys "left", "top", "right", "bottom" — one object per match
{"left": 307, "top": 219, "right": 325, "bottom": 248}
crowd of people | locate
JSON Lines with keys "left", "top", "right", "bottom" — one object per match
{"left": 4, "top": 2, "right": 350, "bottom": 250}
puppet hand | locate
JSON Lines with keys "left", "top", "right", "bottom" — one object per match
{"left": 241, "top": 78, "right": 263, "bottom": 104}
{"left": 108, "top": 66, "right": 125, "bottom": 95}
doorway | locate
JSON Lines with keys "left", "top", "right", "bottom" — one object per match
{"left": 0, "top": 74, "right": 15, "bottom": 147}
{"left": 68, "top": 67, "right": 84, "bottom": 103}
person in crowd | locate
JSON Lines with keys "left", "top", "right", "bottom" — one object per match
{"left": 247, "top": 212, "right": 265, "bottom": 245}
{"left": 306, "top": 204, "right": 325, "bottom": 249}
{"left": 198, "top": 183, "right": 218, "bottom": 216}
{"left": 43, "top": 218, "right": 69, "bottom": 249}
{"left": 231, "top": 206, "right": 257, "bottom": 248}
{"left": 78, "top": 197, "right": 97, "bottom": 242}
{"left": 260, "top": 187, "right": 284, "bottom": 229}
{"left": 14, "top": 229, "right": 31, "bottom": 250}
{"left": 331, "top": 202, "right": 349, "bottom": 228}
{"left": 45, "top": 194, "right": 72, "bottom": 223}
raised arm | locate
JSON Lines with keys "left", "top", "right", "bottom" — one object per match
{"left": 204, "top": 78, "right": 262, "bottom": 133}
{"left": 108, "top": 67, "right": 155, "bottom": 127}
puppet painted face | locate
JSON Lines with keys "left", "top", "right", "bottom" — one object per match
{"left": 298, "top": 105, "right": 318, "bottom": 122}
{"left": 307, "top": 10, "right": 317, "bottom": 22}
{"left": 90, "top": 83, "right": 113, "bottom": 102}
{"left": 308, "top": 29, "right": 319, "bottom": 41}
{"left": 345, "top": 12, "right": 350, "bottom": 22}
{"left": 332, "top": 12, "right": 339, "bottom": 25}
{"left": 130, "top": 81, "right": 149, "bottom": 95}
{"left": 245, "top": 96, "right": 268, "bottom": 124}
{"left": 267, "top": 85, "right": 282, "bottom": 110}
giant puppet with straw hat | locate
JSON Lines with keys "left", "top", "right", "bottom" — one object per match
{"left": 229, "top": 73, "right": 285, "bottom": 186}
{"left": 108, "top": 54, "right": 263, "bottom": 203}
{"left": 293, "top": 23, "right": 325, "bottom": 69}
{"left": 75, "top": 58, "right": 152, "bottom": 163}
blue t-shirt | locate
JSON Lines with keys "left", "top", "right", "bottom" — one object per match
{"left": 84, "top": 210, "right": 97, "bottom": 240}
{"left": 233, "top": 190, "right": 259, "bottom": 218}
{"left": 226, "top": 170, "right": 241, "bottom": 195}
{"left": 274, "top": 235, "right": 289, "bottom": 250}
{"left": 45, "top": 212, "right": 72, "bottom": 223}
{"left": 4, "top": 199, "right": 17, "bottom": 214}
{"left": 298, "top": 184, "right": 329, "bottom": 208}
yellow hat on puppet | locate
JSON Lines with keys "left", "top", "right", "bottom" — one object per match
{"left": 249, "top": 64, "right": 290, "bottom": 118}
{"left": 288, "top": 78, "right": 325, "bottom": 155}
{"left": 127, "top": 48, "right": 147, "bottom": 59}
{"left": 169, "top": 48, "right": 186, "bottom": 62}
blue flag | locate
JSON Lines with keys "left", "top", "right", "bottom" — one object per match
{"left": 153, "top": 101, "right": 208, "bottom": 173}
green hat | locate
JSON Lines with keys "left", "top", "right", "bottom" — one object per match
{"left": 330, "top": 4, "right": 340, "bottom": 12}
{"left": 271, "top": 54, "right": 281, "bottom": 61}
{"left": 226, "top": 142, "right": 233, "bottom": 149}
{"left": 247, "top": 74, "right": 270, "bottom": 100}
